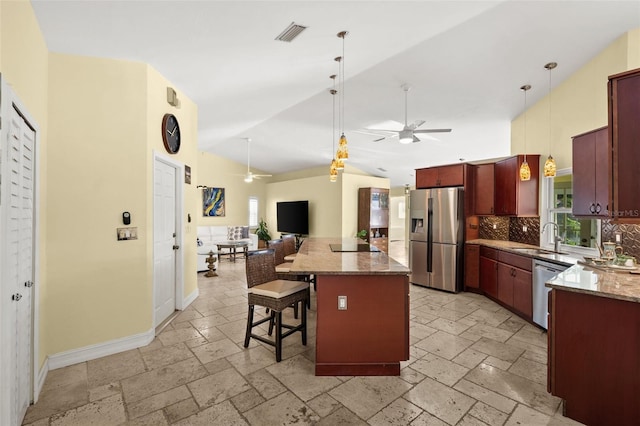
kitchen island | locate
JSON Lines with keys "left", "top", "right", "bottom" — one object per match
{"left": 546, "top": 264, "right": 640, "bottom": 426}
{"left": 290, "top": 238, "right": 411, "bottom": 376}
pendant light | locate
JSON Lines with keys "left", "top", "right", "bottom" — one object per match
{"left": 543, "top": 62, "right": 558, "bottom": 178}
{"left": 329, "top": 75, "right": 338, "bottom": 182}
{"left": 519, "top": 84, "right": 532, "bottom": 181}
{"left": 333, "top": 55, "right": 345, "bottom": 170}
{"left": 335, "top": 30, "right": 349, "bottom": 165}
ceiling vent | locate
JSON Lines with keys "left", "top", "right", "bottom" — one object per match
{"left": 275, "top": 22, "right": 307, "bottom": 42}
{"left": 377, "top": 167, "right": 388, "bottom": 172}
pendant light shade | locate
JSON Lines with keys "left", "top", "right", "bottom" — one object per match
{"left": 519, "top": 84, "right": 532, "bottom": 181}
{"left": 336, "top": 31, "right": 349, "bottom": 163}
{"left": 329, "top": 77, "right": 339, "bottom": 181}
{"left": 544, "top": 62, "right": 558, "bottom": 178}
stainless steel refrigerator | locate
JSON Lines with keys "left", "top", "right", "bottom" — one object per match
{"left": 409, "top": 187, "right": 464, "bottom": 293}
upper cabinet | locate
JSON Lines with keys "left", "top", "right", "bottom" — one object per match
{"left": 609, "top": 68, "right": 640, "bottom": 222}
{"left": 416, "top": 164, "right": 464, "bottom": 188}
{"left": 474, "top": 163, "right": 495, "bottom": 215}
{"left": 572, "top": 127, "right": 610, "bottom": 217}
{"left": 494, "top": 155, "right": 540, "bottom": 216}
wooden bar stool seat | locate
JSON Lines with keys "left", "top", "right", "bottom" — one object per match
{"left": 244, "top": 249, "right": 308, "bottom": 362}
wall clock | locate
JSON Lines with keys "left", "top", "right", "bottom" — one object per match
{"left": 162, "top": 113, "right": 181, "bottom": 154}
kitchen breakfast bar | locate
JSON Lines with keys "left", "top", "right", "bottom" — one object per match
{"left": 290, "top": 238, "right": 411, "bottom": 376}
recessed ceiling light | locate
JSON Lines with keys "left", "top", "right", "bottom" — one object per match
{"left": 275, "top": 22, "right": 307, "bottom": 42}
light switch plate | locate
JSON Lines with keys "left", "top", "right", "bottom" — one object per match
{"left": 337, "top": 295, "right": 347, "bottom": 310}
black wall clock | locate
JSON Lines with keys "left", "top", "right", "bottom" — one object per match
{"left": 162, "top": 113, "right": 181, "bottom": 154}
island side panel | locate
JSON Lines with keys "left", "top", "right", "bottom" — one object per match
{"left": 550, "top": 289, "right": 640, "bottom": 426}
{"left": 315, "top": 274, "right": 409, "bottom": 376}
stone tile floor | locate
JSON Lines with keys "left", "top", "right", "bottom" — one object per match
{"left": 23, "top": 242, "right": 584, "bottom": 425}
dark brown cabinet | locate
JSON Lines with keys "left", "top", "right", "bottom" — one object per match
{"left": 572, "top": 127, "right": 609, "bottom": 217}
{"left": 474, "top": 163, "right": 495, "bottom": 215}
{"left": 494, "top": 155, "right": 539, "bottom": 216}
{"left": 497, "top": 251, "right": 532, "bottom": 318}
{"left": 464, "top": 244, "right": 480, "bottom": 290}
{"left": 609, "top": 68, "right": 640, "bottom": 222}
{"left": 416, "top": 164, "right": 464, "bottom": 188}
{"left": 358, "top": 187, "right": 389, "bottom": 252}
{"left": 479, "top": 247, "right": 498, "bottom": 299}
{"left": 548, "top": 289, "right": 640, "bottom": 425}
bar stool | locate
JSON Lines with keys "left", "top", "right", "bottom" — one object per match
{"left": 283, "top": 234, "right": 297, "bottom": 261}
{"left": 244, "top": 249, "right": 308, "bottom": 362}
{"left": 270, "top": 239, "right": 310, "bottom": 312}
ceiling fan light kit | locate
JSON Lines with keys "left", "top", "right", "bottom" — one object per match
{"left": 363, "top": 84, "right": 452, "bottom": 144}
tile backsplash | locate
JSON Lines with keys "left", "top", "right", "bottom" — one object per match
{"left": 478, "top": 216, "right": 540, "bottom": 246}
{"left": 601, "top": 220, "right": 640, "bottom": 261}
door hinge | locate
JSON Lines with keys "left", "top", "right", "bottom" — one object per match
{"left": 173, "top": 245, "right": 180, "bottom": 250}
{"left": 24, "top": 280, "right": 34, "bottom": 288}
{"left": 12, "top": 293, "right": 23, "bottom": 301}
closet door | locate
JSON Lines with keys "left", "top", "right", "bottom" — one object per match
{"left": 3, "top": 104, "right": 35, "bottom": 425}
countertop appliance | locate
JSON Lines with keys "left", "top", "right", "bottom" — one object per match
{"left": 533, "top": 259, "right": 569, "bottom": 329}
{"left": 409, "top": 187, "right": 464, "bottom": 293}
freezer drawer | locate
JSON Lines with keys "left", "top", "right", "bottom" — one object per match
{"left": 409, "top": 240, "right": 429, "bottom": 286}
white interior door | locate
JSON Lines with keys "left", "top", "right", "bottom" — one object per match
{"left": 1, "top": 102, "right": 36, "bottom": 426}
{"left": 153, "top": 159, "right": 177, "bottom": 327}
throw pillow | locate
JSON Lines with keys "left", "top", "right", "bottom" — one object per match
{"left": 227, "top": 226, "right": 243, "bottom": 240}
{"left": 241, "top": 226, "right": 249, "bottom": 239}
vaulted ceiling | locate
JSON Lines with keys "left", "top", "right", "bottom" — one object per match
{"left": 31, "top": 1, "right": 640, "bottom": 187}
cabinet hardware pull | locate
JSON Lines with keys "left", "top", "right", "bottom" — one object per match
{"left": 589, "top": 203, "right": 596, "bottom": 214}
{"left": 595, "top": 203, "right": 601, "bottom": 213}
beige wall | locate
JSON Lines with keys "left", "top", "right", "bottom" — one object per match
{"left": 196, "top": 150, "right": 267, "bottom": 226}
{"left": 266, "top": 175, "right": 341, "bottom": 238}
{"left": 511, "top": 30, "right": 636, "bottom": 168}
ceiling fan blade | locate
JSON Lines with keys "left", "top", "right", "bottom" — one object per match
{"left": 413, "top": 128, "right": 452, "bottom": 133}
{"left": 354, "top": 129, "right": 391, "bottom": 137}
{"left": 369, "top": 128, "right": 401, "bottom": 133}
{"left": 408, "top": 120, "right": 426, "bottom": 130}
{"left": 372, "top": 136, "right": 387, "bottom": 142}
{"left": 412, "top": 135, "right": 421, "bottom": 143}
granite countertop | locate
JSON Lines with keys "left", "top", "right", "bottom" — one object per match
{"left": 290, "top": 238, "right": 410, "bottom": 276}
{"left": 466, "top": 239, "right": 640, "bottom": 303}
{"left": 546, "top": 264, "right": 640, "bottom": 303}
{"left": 466, "top": 239, "right": 579, "bottom": 267}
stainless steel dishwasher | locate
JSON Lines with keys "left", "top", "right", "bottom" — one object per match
{"left": 533, "top": 259, "right": 568, "bottom": 329}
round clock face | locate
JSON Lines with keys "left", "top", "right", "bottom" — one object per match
{"left": 162, "top": 113, "right": 181, "bottom": 154}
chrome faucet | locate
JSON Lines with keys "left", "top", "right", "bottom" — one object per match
{"left": 542, "top": 222, "right": 563, "bottom": 253}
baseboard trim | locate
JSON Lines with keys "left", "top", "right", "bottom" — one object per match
{"left": 47, "top": 328, "right": 155, "bottom": 370}
{"left": 46, "top": 289, "right": 198, "bottom": 371}
{"left": 183, "top": 287, "right": 199, "bottom": 308}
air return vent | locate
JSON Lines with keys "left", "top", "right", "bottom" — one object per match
{"left": 275, "top": 22, "right": 307, "bottom": 42}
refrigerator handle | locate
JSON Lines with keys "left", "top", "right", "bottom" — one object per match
{"left": 427, "top": 196, "right": 433, "bottom": 272}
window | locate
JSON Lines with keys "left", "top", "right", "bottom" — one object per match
{"left": 248, "top": 197, "right": 258, "bottom": 227}
{"left": 542, "top": 169, "right": 599, "bottom": 254}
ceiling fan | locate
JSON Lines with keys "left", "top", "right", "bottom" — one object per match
{"left": 363, "top": 85, "right": 452, "bottom": 144}
{"left": 240, "top": 138, "right": 272, "bottom": 183}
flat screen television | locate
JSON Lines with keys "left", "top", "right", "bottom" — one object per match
{"left": 276, "top": 200, "right": 309, "bottom": 235}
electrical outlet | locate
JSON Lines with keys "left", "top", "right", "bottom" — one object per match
{"left": 337, "top": 295, "right": 347, "bottom": 310}
{"left": 615, "top": 232, "right": 622, "bottom": 244}
{"left": 493, "top": 223, "right": 497, "bottom": 230}
{"left": 522, "top": 225, "right": 528, "bottom": 232}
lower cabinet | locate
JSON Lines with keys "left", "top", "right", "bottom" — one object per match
{"left": 464, "top": 244, "right": 480, "bottom": 290}
{"left": 479, "top": 247, "right": 498, "bottom": 299}
{"left": 548, "top": 289, "right": 640, "bottom": 425}
{"left": 497, "top": 251, "right": 533, "bottom": 319}
{"left": 479, "top": 247, "right": 533, "bottom": 321}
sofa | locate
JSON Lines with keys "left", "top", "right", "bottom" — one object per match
{"left": 196, "top": 226, "right": 258, "bottom": 271}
